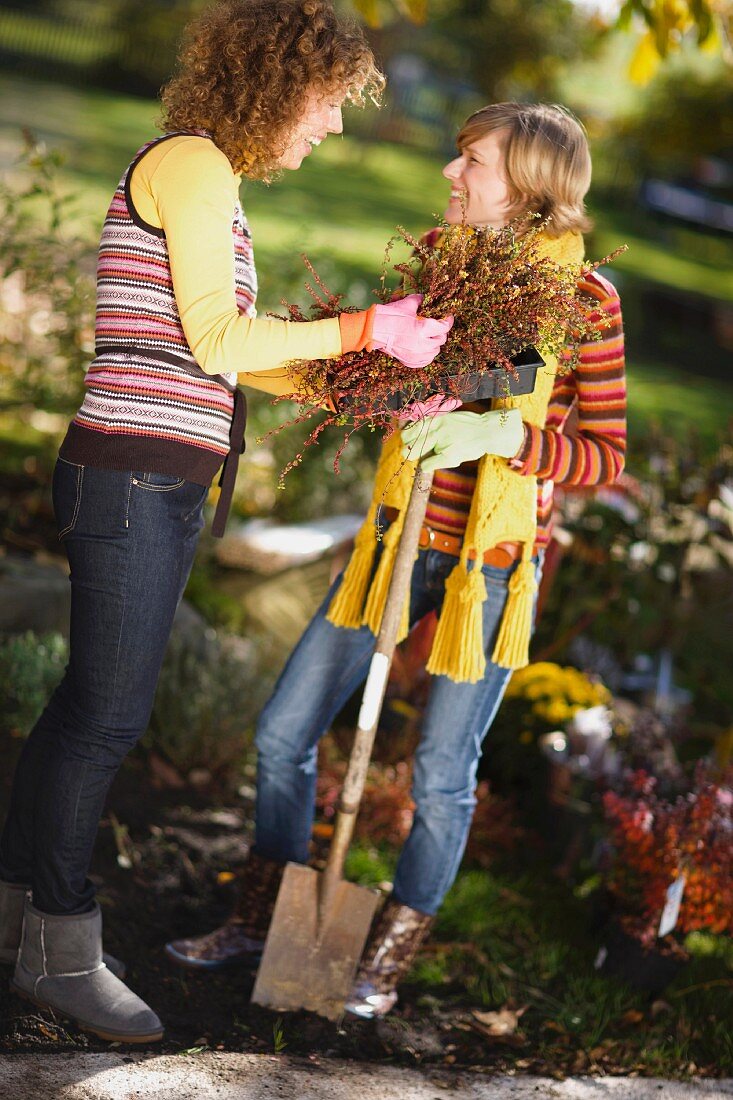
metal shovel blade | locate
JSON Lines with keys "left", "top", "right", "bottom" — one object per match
{"left": 251, "top": 863, "right": 379, "bottom": 1021}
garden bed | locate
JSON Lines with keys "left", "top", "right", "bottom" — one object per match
{"left": 1, "top": 735, "right": 731, "bottom": 1077}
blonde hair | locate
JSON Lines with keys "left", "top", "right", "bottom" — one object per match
{"left": 457, "top": 102, "right": 593, "bottom": 236}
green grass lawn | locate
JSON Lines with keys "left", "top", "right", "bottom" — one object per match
{"left": 627, "top": 358, "right": 732, "bottom": 450}
{"left": 1, "top": 73, "right": 732, "bottom": 448}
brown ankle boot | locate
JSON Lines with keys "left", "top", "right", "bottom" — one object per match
{"left": 165, "top": 851, "right": 284, "bottom": 971}
{"left": 345, "top": 896, "right": 434, "bottom": 1019}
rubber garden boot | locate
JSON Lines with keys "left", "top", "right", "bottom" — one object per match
{"left": 0, "top": 879, "right": 126, "bottom": 978}
{"left": 344, "top": 896, "right": 434, "bottom": 1019}
{"left": 11, "top": 899, "right": 163, "bottom": 1043}
{"left": 165, "top": 850, "right": 285, "bottom": 971}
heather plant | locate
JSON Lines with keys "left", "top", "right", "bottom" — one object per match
{"left": 265, "top": 218, "right": 623, "bottom": 478}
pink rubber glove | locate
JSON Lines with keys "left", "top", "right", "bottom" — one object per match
{"left": 369, "top": 294, "right": 453, "bottom": 369}
{"left": 397, "top": 393, "right": 462, "bottom": 424}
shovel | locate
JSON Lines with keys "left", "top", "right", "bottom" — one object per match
{"left": 251, "top": 466, "right": 435, "bottom": 1020}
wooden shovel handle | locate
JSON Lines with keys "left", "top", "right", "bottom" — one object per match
{"left": 322, "top": 466, "right": 434, "bottom": 895}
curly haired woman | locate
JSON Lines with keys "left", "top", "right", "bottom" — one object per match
{"left": 0, "top": 0, "right": 450, "bottom": 1043}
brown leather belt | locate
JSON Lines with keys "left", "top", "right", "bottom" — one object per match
{"left": 382, "top": 506, "right": 522, "bottom": 567}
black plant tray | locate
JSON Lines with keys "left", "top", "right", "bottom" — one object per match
{"left": 385, "top": 346, "right": 544, "bottom": 412}
{"left": 596, "top": 919, "right": 687, "bottom": 997}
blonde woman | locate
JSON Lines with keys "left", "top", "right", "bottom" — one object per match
{"left": 0, "top": 0, "right": 451, "bottom": 1044}
{"left": 168, "top": 103, "right": 626, "bottom": 1017}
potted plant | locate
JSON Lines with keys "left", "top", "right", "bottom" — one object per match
{"left": 263, "top": 218, "right": 621, "bottom": 478}
{"left": 479, "top": 661, "right": 612, "bottom": 802}
{"left": 597, "top": 763, "right": 733, "bottom": 994}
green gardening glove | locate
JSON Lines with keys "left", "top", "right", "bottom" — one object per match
{"left": 401, "top": 408, "right": 525, "bottom": 473}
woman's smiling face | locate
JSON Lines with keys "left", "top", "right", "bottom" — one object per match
{"left": 443, "top": 129, "right": 515, "bottom": 228}
{"left": 277, "top": 89, "right": 345, "bottom": 171}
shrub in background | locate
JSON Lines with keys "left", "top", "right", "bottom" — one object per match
{"left": 0, "top": 627, "right": 265, "bottom": 790}
{"left": 535, "top": 434, "right": 733, "bottom": 731}
{"left": 0, "top": 630, "right": 67, "bottom": 736}
{"left": 602, "top": 764, "right": 733, "bottom": 950}
{"left": 0, "top": 136, "right": 93, "bottom": 416}
{"left": 144, "top": 630, "right": 267, "bottom": 787}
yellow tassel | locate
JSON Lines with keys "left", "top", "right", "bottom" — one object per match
{"left": 491, "top": 556, "right": 538, "bottom": 670}
{"left": 426, "top": 563, "right": 487, "bottom": 684}
{"left": 362, "top": 519, "right": 404, "bottom": 635}
{"left": 326, "top": 521, "right": 378, "bottom": 629}
{"left": 327, "top": 432, "right": 414, "bottom": 631}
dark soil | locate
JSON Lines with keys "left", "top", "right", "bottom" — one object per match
{"left": 0, "top": 751, "right": 524, "bottom": 1071}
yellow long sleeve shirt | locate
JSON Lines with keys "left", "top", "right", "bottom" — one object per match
{"left": 129, "top": 134, "right": 342, "bottom": 395}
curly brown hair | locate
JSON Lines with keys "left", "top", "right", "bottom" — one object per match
{"left": 160, "top": 0, "right": 384, "bottom": 179}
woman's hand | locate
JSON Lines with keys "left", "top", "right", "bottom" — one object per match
{"left": 339, "top": 294, "right": 453, "bottom": 369}
{"left": 396, "top": 393, "right": 462, "bottom": 424}
{"left": 401, "top": 408, "right": 525, "bottom": 472}
{"left": 370, "top": 295, "right": 453, "bottom": 368}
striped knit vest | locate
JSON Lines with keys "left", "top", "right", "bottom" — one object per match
{"left": 60, "top": 132, "right": 257, "bottom": 489}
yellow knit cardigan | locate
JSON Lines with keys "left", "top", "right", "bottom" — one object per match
{"left": 327, "top": 230, "right": 585, "bottom": 683}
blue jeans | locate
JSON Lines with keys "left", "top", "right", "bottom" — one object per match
{"left": 255, "top": 541, "right": 542, "bottom": 915}
{"left": 0, "top": 459, "right": 207, "bottom": 914}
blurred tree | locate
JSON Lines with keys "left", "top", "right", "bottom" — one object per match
{"left": 619, "top": 0, "right": 732, "bottom": 84}
{"left": 350, "top": 0, "right": 427, "bottom": 24}
{"left": 409, "top": 0, "right": 591, "bottom": 102}
{"left": 348, "top": 0, "right": 732, "bottom": 89}
{"left": 616, "top": 63, "right": 733, "bottom": 182}
{"left": 109, "top": 0, "right": 204, "bottom": 91}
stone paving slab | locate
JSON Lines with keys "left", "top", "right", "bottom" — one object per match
{"left": 0, "top": 1054, "right": 730, "bottom": 1100}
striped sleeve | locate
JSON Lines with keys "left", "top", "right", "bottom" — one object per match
{"left": 512, "top": 272, "right": 627, "bottom": 487}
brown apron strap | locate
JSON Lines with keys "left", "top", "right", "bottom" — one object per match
{"left": 212, "top": 386, "right": 247, "bottom": 538}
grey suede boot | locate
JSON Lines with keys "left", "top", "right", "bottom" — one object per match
{"left": 0, "top": 879, "right": 125, "bottom": 979}
{"left": 0, "top": 881, "right": 27, "bottom": 965}
{"left": 11, "top": 900, "right": 163, "bottom": 1043}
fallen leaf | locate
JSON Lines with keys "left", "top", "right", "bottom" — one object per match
{"left": 620, "top": 1009, "right": 644, "bottom": 1026}
{"left": 471, "top": 1005, "right": 527, "bottom": 1036}
{"left": 571, "top": 1050, "right": 589, "bottom": 1072}
{"left": 542, "top": 1020, "right": 568, "bottom": 1034}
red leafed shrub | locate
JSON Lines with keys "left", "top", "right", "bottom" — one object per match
{"left": 316, "top": 741, "right": 523, "bottom": 857}
{"left": 602, "top": 764, "right": 733, "bottom": 947}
